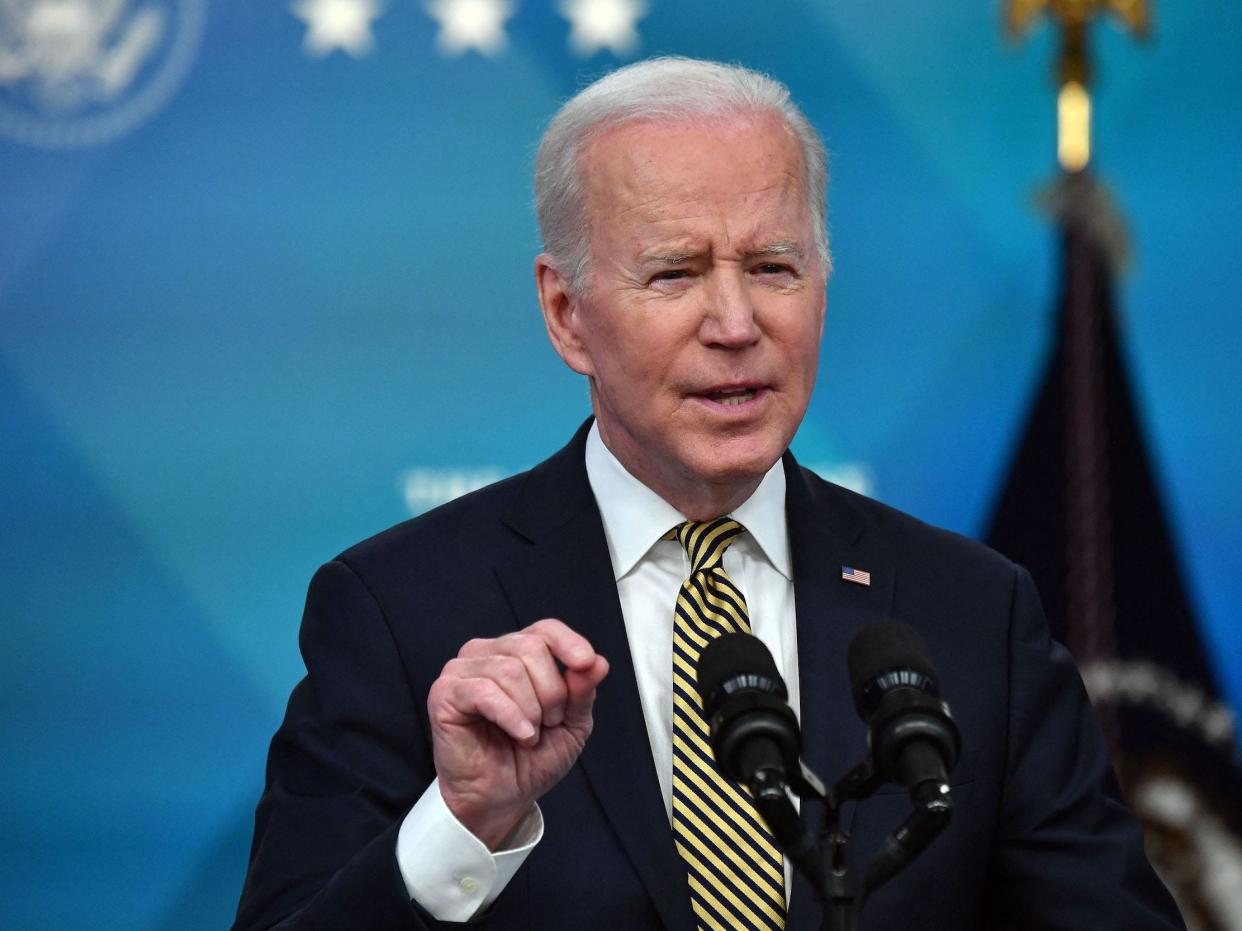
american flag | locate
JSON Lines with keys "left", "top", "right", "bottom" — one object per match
{"left": 841, "top": 566, "right": 871, "bottom": 586}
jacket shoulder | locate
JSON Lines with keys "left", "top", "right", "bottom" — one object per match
{"left": 333, "top": 469, "right": 532, "bottom": 580}
{"left": 797, "top": 464, "right": 1019, "bottom": 581}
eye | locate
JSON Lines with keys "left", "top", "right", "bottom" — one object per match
{"left": 650, "top": 269, "right": 691, "bottom": 284}
{"left": 754, "top": 262, "right": 792, "bottom": 276}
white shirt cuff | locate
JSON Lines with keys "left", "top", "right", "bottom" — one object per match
{"left": 396, "top": 777, "right": 543, "bottom": 922}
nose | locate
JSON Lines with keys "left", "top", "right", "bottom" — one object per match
{"left": 699, "top": 267, "right": 761, "bottom": 349}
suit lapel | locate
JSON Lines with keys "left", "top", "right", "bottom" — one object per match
{"left": 495, "top": 422, "right": 696, "bottom": 931}
{"left": 783, "top": 456, "right": 896, "bottom": 931}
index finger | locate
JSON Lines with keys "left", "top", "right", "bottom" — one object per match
{"left": 523, "top": 618, "right": 598, "bottom": 670}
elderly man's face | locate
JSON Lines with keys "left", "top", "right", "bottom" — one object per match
{"left": 542, "top": 115, "right": 827, "bottom": 509}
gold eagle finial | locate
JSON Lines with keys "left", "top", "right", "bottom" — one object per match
{"left": 1003, "top": 0, "right": 1151, "bottom": 170}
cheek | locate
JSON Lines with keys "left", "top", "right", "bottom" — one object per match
{"left": 777, "top": 314, "right": 821, "bottom": 362}
{"left": 800, "top": 336, "right": 822, "bottom": 382}
{"left": 585, "top": 323, "right": 668, "bottom": 406}
{"left": 599, "top": 316, "right": 681, "bottom": 380}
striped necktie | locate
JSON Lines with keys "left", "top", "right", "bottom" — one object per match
{"left": 670, "top": 517, "right": 787, "bottom": 930}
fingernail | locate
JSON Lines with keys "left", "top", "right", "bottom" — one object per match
{"left": 518, "top": 720, "right": 536, "bottom": 741}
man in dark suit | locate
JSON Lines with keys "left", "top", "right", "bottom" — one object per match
{"left": 234, "top": 57, "right": 1184, "bottom": 930}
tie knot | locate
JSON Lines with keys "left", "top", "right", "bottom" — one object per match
{"left": 671, "top": 517, "right": 746, "bottom": 574}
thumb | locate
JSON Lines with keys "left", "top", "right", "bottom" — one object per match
{"left": 563, "top": 654, "right": 609, "bottom": 729}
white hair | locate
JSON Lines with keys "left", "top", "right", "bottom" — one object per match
{"left": 534, "top": 56, "right": 831, "bottom": 293}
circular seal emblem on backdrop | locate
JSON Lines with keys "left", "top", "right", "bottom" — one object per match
{"left": 0, "top": 0, "right": 207, "bottom": 149}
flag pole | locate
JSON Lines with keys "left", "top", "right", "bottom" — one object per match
{"left": 1000, "top": 1, "right": 1150, "bottom": 724}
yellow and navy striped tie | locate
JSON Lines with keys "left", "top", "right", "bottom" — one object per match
{"left": 670, "top": 517, "right": 787, "bottom": 930}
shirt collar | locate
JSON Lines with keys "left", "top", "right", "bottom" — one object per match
{"left": 584, "top": 421, "right": 791, "bottom": 581}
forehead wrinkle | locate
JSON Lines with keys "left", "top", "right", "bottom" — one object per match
{"left": 632, "top": 225, "right": 807, "bottom": 270}
{"left": 627, "top": 188, "right": 806, "bottom": 262}
{"left": 582, "top": 117, "right": 814, "bottom": 271}
{"left": 599, "top": 137, "right": 801, "bottom": 220}
{"left": 638, "top": 248, "right": 699, "bottom": 268}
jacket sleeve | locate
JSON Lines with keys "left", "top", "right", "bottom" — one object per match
{"left": 991, "top": 565, "right": 1186, "bottom": 930}
{"left": 232, "top": 559, "right": 476, "bottom": 931}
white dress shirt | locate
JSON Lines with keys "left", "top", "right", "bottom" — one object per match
{"left": 397, "top": 422, "right": 800, "bottom": 919}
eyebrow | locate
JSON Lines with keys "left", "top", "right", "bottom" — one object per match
{"left": 748, "top": 240, "right": 804, "bottom": 260}
{"left": 637, "top": 240, "right": 805, "bottom": 268}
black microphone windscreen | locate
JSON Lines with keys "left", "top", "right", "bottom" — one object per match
{"left": 846, "top": 621, "right": 938, "bottom": 715}
{"left": 697, "top": 633, "right": 783, "bottom": 717}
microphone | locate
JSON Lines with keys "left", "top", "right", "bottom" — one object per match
{"left": 846, "top": 621, "right": 960, "bottom": 799}
{"left": 697, "top": 633, "right": 801, "bottom": 789}
{"left": 696, "top": 633, "right": 819, "bottom": 875}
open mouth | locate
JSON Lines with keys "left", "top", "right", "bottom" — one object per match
{"left": 710, "top": 388, "right": 757, "bottom": 406}
{"left": 698, "top": 386, "right": 764, "bottom": 407}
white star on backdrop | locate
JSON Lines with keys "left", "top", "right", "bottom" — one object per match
{"left": 559, "top": 0, "right": 646, "bottom": 57}
{"left": 426, "top": 0, "right": 515, "bottom": 57}
{"left": 292, "top": 0, "right": 385, "bottom": 58}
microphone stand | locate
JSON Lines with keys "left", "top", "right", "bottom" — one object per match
{"left": 700, "top": 631, "right": 959, "bottom": 929}
{"left": 750, "top": 757, "right": 953, "bottom": 931}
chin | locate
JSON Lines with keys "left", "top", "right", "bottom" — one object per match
{"left": 687, "top": 438, "right": 785, "bottom": 486}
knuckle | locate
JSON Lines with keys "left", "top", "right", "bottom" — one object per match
{"left": 439, "top": 656, "right": 462, "bottom": 678}
{"left": 494, "top": 655, "right": 526, "bottom": 684}
{"left": 458, "top": 637, "right": 491, "bottom": 657}
{"left": 503, "top": 631, "right": 540, "bottom": 657}
{"left": 427, "top": 676, "right": 451, "bottom": 709}
{"left": 538, "top": 618, "right": 572, "bottom": 641}
{"left": 478, "top": 678, "right": 508, "bottom": 708}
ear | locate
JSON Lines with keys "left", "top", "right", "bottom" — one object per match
{"left": 535, "top": 254, "right": 594, "bottom": 377}
{"left": 815, "top": 281, "right": 827, "bottom": 342}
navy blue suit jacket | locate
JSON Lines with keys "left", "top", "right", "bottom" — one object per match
{"left": 234, "top": 421, "right": 1183, "bottom": 930}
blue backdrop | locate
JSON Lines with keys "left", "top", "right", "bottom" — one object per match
{"left": 2, "top": 2, "right": 1239, "bottom": 928}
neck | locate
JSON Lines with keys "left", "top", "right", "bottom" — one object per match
{"left": 664, "top": 481, "right": 764, "bottom": 523}
{"left": 595, "top": 421, "right": 767, "bottom": 522}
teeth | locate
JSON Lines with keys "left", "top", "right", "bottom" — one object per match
{"left": 715, "top": 390, "right": 756, "bottom": 406}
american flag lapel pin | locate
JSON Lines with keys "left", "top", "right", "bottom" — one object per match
{"left": 841, "top": 566, "right": 871, "bottom": 587}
